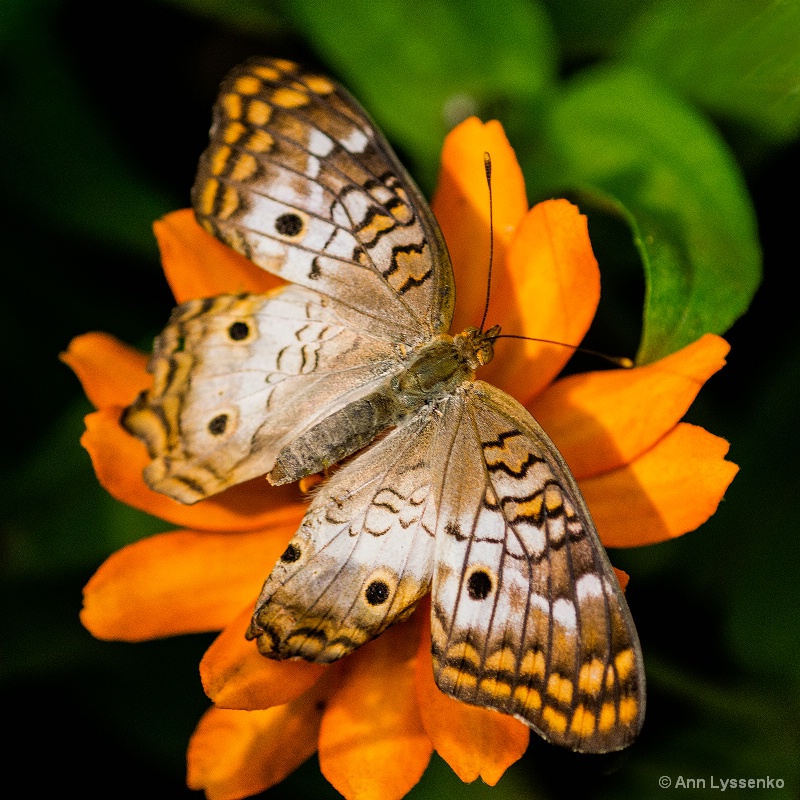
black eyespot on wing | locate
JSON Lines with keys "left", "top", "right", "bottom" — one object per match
{"left": 280, "top": 543, "right": 301, "bottom": 563}
{"left": 208, "top": 414, "right": 228, "bottom": 435}
{"left": 275, "top": 213, "right": 304, "bottom": 237}
{"left": 228, "top": 321, "right": 250, "bottom": 340}
{"left": 365, "top": 580, "right": 390, "bottom": 606}
{"left": 467, "top": 570, "right": 492, "bottom": 600}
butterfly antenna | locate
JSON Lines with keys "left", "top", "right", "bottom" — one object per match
{"left": 479, "top": 152, "right": 632, "bottom": 370}
{"left": 479, "top": 152, "right": 494, "bottom": 334}
{"left": 490, "top": 332, "right": 634, "bottom": 369}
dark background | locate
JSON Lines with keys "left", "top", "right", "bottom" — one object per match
{"left": 2, "top": 1, "right": 799, "bottom": 797}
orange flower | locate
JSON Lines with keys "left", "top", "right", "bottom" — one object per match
{"left": 62, "top": 118, "right": 737, "bottom": 800}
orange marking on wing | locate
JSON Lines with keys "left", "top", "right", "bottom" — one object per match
{"left": 223, "top": 122, "right": 247, "bottom": 144}
{"left": 250, "top": 65, "right": 281, "bottom": 81}
{"left": 210, "top": 146, "right": 231, "bottom": 176}
{"left": 605, "top": 665, "right": 616, "bottom": 690}
{"left": 514, "top": 685, "right": 542, "bottom": 712}
{"left": 246, "top": 130, "right": 274, "bottom": 153}
{"left": 218, "top": 187, "right": 240, "bottom": 220}
{"left": 234, "top": 75, "right": 262, "bottom": 95}
{"left": 546, "top": 673, "right": 573, "bottom": 706}
{"left": 221, "top": 93, "right": 242, "bottom": 120}
{"left": 570, "top": 705, "right": 596, "bottom": 737}
{"left": 479, "top": 676, "right": 512, "bottom": 701}
{"left": 272, "top": 87, "right": 308, "bottom": 108}
{"left": 542, "top": 706, "right": 568, "bottom": 735}
{"left": 598, "top": 702, "right": 617, "bottom": 733}
{"left": 544, "top": 484, "right": 563, "bottom": 513}
{"left": 519, "top": 649, "right": 547, "bottom": 680}
{"left": 445, "top": 641, "right": 481, "bottom": 670}
{"left": 230, "top": 153, "right": 258, "bottom": 182}
{"left": 484, "top": 646, "right": 516, "bottom": 672}
{"left": 618, "top": 696, "right": 639, "bottom": 726}
{"left": 247, "top": 99, "right": 272, "bottom": 126}
{"left": 198, "top": 179, "right": 219, "bottom": 216}
{"left": 578, "top": 658, "right": 605, "bottom": 696}
{"left": 614, "top": 648, "right": 636, "bottom": 682}
{"left": 359, "top": 213, "right": 395, "bottom": 242}
{"left": 305, "top": 75, "right": 335, "bottom": 94}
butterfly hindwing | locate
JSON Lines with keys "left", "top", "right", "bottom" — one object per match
{"left": 192, "top": 57, "right": 454, "bottom": 339}
{"left": 247, "top": 411, "right": 439, "bottom": 662}
{"left": 430, "top": 382, "right": 645, "bottom": 752}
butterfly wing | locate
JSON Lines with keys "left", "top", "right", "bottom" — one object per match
{"left": 123, "top": 285, "right": 406, "bottom": 503}
{"left": 193, "top": 56, "right": 454, "bottom": 340}
{"left": 247, "top": 409, "right": 439, "bottom": 661}
{"left": 429, "top": 381, "right": 645, "bottom": 752}
{"left": 126, "top": 57, "right": 458, "bottom": 503}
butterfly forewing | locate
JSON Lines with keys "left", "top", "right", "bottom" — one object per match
{"left": 123, "top": 286, "right": 406, "bottom": 503}
{"left": 430, "top": 382, "right": 644, "bottom": 752}
{"left": 192, "top": 57, "right": 454, "bottom": 339}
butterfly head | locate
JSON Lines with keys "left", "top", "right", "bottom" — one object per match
{"left": 454, "top": 324, "right": 502, "bottom": 371}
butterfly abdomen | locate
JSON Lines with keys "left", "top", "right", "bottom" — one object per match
{"left": 268, "top": 389, "right": 406, "bottom": 485}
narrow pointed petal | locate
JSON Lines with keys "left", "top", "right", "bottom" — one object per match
{"left": 415, "top": 603, "right": 528, "bottom": 785}
{"left": 490, "top": 199, "right": 601, "bottom": 401}
{"left": 61, "top": 333, "right": 149, "bottom": 409}
{"left": 531, "top": 334, "right": 730, "bottom": 479}
{"left": 432, "top": 117, "right": 528, "bottom": 334}
{"left": 155, "top": 209, "right": 284, "bottom": 303}
{"left": 81, "top": 407, "right": 302, "bottom": 530}
{"left": 187, "top": 687, "right": 328, "bottom": 800}
{"left": 319, "top": 617, "right": 433, "bottom": 800}
{"left": 582, "top": 423, "right": 739, "bottom": 547}
{"left": 201, "top": 602, "right": 326, "bottom": 710}
{"left": 81, "top": 523, "right": 301, "bottom": 640}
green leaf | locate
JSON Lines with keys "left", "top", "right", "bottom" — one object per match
{"left": 620, "top": 0, "right": 800, "bottom": 144}
{"left": 537, "top": 0, "right": 653, "bottom": 59}
{"left": 278, "top": 0, "right": 556, "bottom": 190}
{"left": 526, "top": 67, "right": 761, "bottom": 363}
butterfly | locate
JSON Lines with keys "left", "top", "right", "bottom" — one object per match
{"left": 123, "top": 57, "right": 644, "bottom": 752}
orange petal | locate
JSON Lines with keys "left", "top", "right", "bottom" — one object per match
{"left": 81, "top": 406, "right": 303, "bottom": 530}
{"left": 61, "top": 333, "right": 150, "bottom": 409}
{"left": 414, "top": 600, "right": 528, "bottom": 785}
{"left": 187, "top": 687, "right": 327, "bottom": 800}
{"left": 530, "top": 334, "right": 730, "bottom": 479}
{"left": 489, "top": 199, "right": 600, "bottom": 401}
{"left": 201, "top": 602, "right": 326, "bottom": 710}
{"left": 582, "top": 423, "right": 739, "bottom": 548}
{"left": 613, "top": 567, "right": 630, "bottom": 592}
{"left": 432, "top": 117, "right": 528, "bottom": 335}
{"left": 319, "top": 616, "right": 433, "bottom": 800}
{"left": 81, "top": 524, "right": 299, "bottom": 640}
{"left": 155, "top": 209, "right": 284, "bottom": 303}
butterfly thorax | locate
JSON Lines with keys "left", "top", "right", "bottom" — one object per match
{"left": 393, "top": 324, "right": 500, "bottom": 401}
{"left": 268, "top": 325, "right": 501, "bottom": 486}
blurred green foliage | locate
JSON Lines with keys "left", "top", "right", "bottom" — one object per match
{"left": 1, "top": 0, "right": 798, "bottom": 797}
